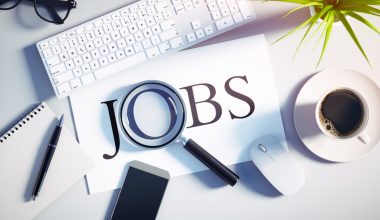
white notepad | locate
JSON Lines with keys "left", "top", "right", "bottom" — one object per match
{"left": 0, "top": 102, "right": 94, "bottom": 220}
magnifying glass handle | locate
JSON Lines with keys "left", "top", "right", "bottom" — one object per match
{"left": 182, "top": 138, "right": 239, "bottom": 186}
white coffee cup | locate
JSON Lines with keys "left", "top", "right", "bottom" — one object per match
{"left": 315, "top": 87, "right": 371, "bottom": 144}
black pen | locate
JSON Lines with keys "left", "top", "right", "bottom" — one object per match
{"left": 32, "top": 115, "right": 65, "bottom": 201}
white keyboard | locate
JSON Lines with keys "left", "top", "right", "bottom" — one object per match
{"left": 36, "top": 0, "right": 255, "bottom": 98}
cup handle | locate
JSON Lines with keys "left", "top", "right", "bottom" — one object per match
{"left": 358, "top": 132, "right": 371, "bottom": 144}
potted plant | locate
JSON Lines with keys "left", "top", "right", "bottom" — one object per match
{"left": 270, "top": 0, "right": 380, "bottom": 66}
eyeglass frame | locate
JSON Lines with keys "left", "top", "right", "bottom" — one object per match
{"left": 0, "top": 0, "right": 77, "bottom": 24}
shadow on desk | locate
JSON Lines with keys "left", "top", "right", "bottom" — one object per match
{"left": 23, "top": 45, "right": 56, "bottom": 101}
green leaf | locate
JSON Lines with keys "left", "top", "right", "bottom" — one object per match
{"left": 335, "top": 10, "right": 372, "bottom": 67}
{"left": 345, "top": 11, "right": 380, "bottom": 34}
{"left": 282, "top": 2, "right": 324, "bottom": 18}
{"left": 293, "top": 5, "right": 333, "bottom": 59}
{"left": 316, "top": 10, "right": 334, "bottom": 67}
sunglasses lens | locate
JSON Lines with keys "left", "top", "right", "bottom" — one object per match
{"left": 0, "top": 0, "right": 20, "bottom": 9}
{"left": 35, "top": 0, "right": 74, "bottom": 24}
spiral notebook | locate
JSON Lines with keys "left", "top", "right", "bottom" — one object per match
{"left": 0, "top": 102, "right": 94, "bottom": 220}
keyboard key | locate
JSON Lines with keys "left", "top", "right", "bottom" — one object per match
{"left": 94, "top": 52, "right": 147, "bottom": 79}
{"left": 52, "top": 45, "right": 62, "bottom": 54}
{"left": 151, "top": 35, "right": 161, "bottom": 45}
{"left": 85, "top": 41, "right": 95, "bottom": 51}
{"left": 238, "top": 0, "right": 252, "bottom": 19}
{"left": 90, "top": 60, "right": 100, "bottom": 70}
{"left": 102, "top": 34, "right": 112, "bottom": 44}
{"left": 125, "top": 35, "right": 136, "bottom": 45}
{"left": 211, "top": 10, "right": 221, "bottom": 20}
{"left": 107, "top": 53, "right": 117, "bottom": 63}
{"left": 91, "top": 49, "right": 101, "bottom": 59}
{"left": 137, "top": 20, "right": 148, "bottom": 30}
{"left": 77, "top": 45, "right": 86, "bottom": 54}
{"left": 142, "top": 39, "right": 152, "bottom": 49}
{"left": 146, "top": 46, "right": 160, "bottom": 58}
{"left": 143, "top": 27, "right": 153, "bottom": 38}
{"left": 215, "top": 15, "right": 234, "bottom": 30}
{"left": 68, "top": 48, "right": 78, "bottom": 58}
{"left": 128, "top": 23, "right": 138, "bottom": 33}
{"left": 204, "top": 25, "right": 214, "bottom": 35}
{"left": 229, "top": 3, "right": 238, "bottom": 13}
{"left": 155, "top": 0, "right": 169, "bottom": 11}
{"left": 186, "top": 32, "right": 197, "bottom": 42}
{"left": 49, "top": 38, "right": 58, "bottom": 46}
{"left": 154, "top": 13, "right": 164, "bottom": 23}
{"left": 160, "top": 28, "right": 179, "bottom": 41}
{"left": 133, "top": 42, "right": 144, "bottom": 52}
{"left": 220, "top": 7, "right": 230, "bottom": 16}
{"left": 54, "top": 71, "right": 74, "bottom": 84}
{"left": 46, "top": 56, "right": 61, "bottom": 67}
{"left": 60, "top": 42, "right": 70, "bottom": 51}
{"left": 191, "top": 20, "right": 201, "bottom": 30}
{"left": 73, "top": 67, "right": 83, "bottom": 77}
{"left": 125, "top": 46, "right": 135, "bottom": 56}
{"left": 81, "top": 73, "right": 95, "bottom": 85}
{"left": 169, "top": 36, "right": 184, "bottom": 48}
{"left": 50, "top": 63, "right": 66, "bottom": 75}
{"left": 120, "top": 28, "right": 130, "bottom": 37}
{"left": 94, "top": 38, "right": 104, "bottom": 48}
{"left": 146, "top": 17, "right": 156, "bottom": 26}
{"left": 58, "top": 34, "right": 67, "bottom": 42}
{"left": 134, "top": 31, "right": 144, "bottom": 41}
{"left": 82, "top": 52, "right": 92, "bottom": 62}
{"left": 158, "top": 42, "right": 171, "bottom": 53}
{"left": 161, "top": 19, "right": 176, "bottom": 31}
{"left": 208, "top": 1, "right": 218, "bottom": 11}
{"left": 70, "top": 78, "right": 82, "bottom": 89}
{"left": 163, "top": 9, "right": 173, "bottom": 19}
{"left": 152, "top": 24, "right": 162, "bottom": 35}
{"left": 59, "top": 52, "right": 69, "bottom": 62}
{"left": 232, "top": 12, "right": 243, "bottom": 23}
{"left": 100, "top": 46, "right": 110, "bottom": 56}
{"left": 117, "top": 38, "right": 127, "bottom": 48}
{"left": 193, "top": 0, "right": 203, "bottom": 7}
{"left": 57, "top": 82, "right": 71, "bottom": 95}
{"left": 217, "top": 0, "right": 226, "bottom": 8}
{"left": 195, "top": 29, "right": 205, "bottom": 39}
{"left": 43, "top": 49, "right": 53, "bottom": 58}
{"left": 172, "top": 0, "right": 181, "bottom": 5}
{"left": 111, "top": 31, "right": 121, "bottom": 40}
{"left": 81, "top": 64, "right": 91, "bottom": 73}
{"left": 39, "top": 41, "right": 49, "bottom": 50}
{"left": 108, "top": 42, "right": 118, "bottom": 52}
{"left": 116, "top": 50, "right": 126, "bottom": 59}
{"left": 67, "top": 30, "right": 76, "bottom": 38}
{"left": 99, "top": 57, "right": 109, "bottom": 66}
{"left": 74, "top": 56, "right": 84, "bottom": 66}
{"left": 174, "top": 4, "right": 185, "bottom": 14}
{"left": 184, "top": 1, "right": 194, "bottom": 10}
{"left": 65, "top": 60, "right": 75, "bottom": 69}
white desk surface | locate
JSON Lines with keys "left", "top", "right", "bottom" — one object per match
{"left": 1, "top": 1, "right": 380, "bottom": 219}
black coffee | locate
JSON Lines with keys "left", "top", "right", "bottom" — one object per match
{"left": 318, "top": 89, "right": 364, "bottom": 137}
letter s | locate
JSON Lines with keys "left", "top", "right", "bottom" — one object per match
{"left": 225, "top": 75, "right": 255, "bottom": 119}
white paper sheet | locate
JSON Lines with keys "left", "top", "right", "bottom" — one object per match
{"left": 70, "top": 34, "right": 287, "bottom": 194}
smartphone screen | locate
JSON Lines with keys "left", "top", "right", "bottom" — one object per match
{"left": 111, "top": 161, "right": 170, "bottom": 220}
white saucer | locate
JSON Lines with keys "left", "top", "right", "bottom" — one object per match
{"left": 294, "top": 69, "right": 380, "bottom": 162}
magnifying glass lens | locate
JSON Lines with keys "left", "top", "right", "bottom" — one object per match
{"left": 120, "top": 83, "right": 185, "bottom": 148}
{"left": 133, "top": 91, "right": 174, "bottom": 137}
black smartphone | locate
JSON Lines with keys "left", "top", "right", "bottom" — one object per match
{"left": 110, "top": 161, "right": 170, "bottom": 220}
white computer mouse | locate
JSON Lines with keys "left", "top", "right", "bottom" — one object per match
{"left": 250, "top": 136, "right": 305, "bottom": 196}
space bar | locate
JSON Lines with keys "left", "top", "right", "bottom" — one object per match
{"left": 94, "top": 52, "right": 147, "bottom": 79}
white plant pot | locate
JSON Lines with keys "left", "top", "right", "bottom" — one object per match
{"left": 309, "top": 6, "right": 346, "bottom": 25}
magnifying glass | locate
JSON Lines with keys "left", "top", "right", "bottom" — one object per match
{"left": 119, "top": 80, "right": 239, "bottom": 186}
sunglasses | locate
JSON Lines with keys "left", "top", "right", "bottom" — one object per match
{"left": 0, "top": 0, "right": 77, "bottom": 24}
